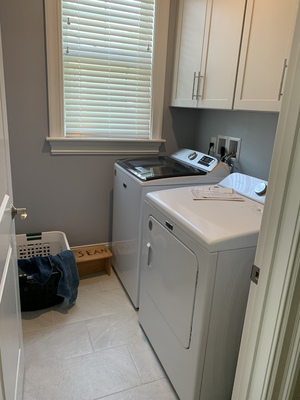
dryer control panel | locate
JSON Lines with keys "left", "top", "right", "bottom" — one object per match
{"left": 219, "top": 173, "right": 268, "bottom": 204}
{"left": 170, "top": 149, "right": 218, "bottom": 172}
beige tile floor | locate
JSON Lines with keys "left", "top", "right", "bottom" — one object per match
{"left": 21, "top": 269, "right": 179, "bottom": 400}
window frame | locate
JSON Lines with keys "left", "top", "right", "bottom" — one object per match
{"left": 44, "top": 0, "right": 170, "bottom": 155}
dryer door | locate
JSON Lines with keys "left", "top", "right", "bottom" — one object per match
{"left": 145, "top": 216, "right": 198, "bottom": 349}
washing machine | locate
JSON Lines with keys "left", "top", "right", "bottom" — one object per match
{"left": 111, "top": 149, "right": 230, "bottom": 308}
{"left": 138, "top": 173, "right": 267, "bottom": 400}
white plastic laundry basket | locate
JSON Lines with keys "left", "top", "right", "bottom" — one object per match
{"left": 16, "top": 231, "right": 70, "bottom": 259}
{"left": 16, "top": 231, "right": 71, "bottom": 311}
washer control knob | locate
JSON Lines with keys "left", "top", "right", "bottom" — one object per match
{"left": 188, "top": 152, "right": 197, "bottom": 160}
{"left": 255, "top": 182, "right": 267, "bottom": 196}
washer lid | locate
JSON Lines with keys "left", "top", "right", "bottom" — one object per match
{"left": 146, "top": 184, "right": 264, "bottom": 252}
{"left": 116, "top": 156, "right": 206, "bottom": 181}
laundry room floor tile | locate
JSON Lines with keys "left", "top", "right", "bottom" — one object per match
{"left": 98, "top": 378, "right": 178, "bottom": 400}
{"left": 86, "top": 309, "right": 141, "bottom": 351}
{"left": 22, "top": 270, "right": 179, "bottom": 400}
{"left": 23, "top": 320, "right": 93, "bottom": 364}
{"left": 23, "top": 345, "right": 142, "bottom": 400}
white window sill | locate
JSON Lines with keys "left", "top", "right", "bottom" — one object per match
{"left": 46, "top": 137, "right": 166, "bottom": 155}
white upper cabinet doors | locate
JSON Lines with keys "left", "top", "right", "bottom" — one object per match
{"left": 171, "top": 0, "right": 208, "bottom": 108}
{"left": 170, "top": 0, "right": 246, "bottom": 109}
{"left": 234, "top": 0, "right": 298, "bottom": 112}
{"left": 171, "top": 0, "right": 298, "bottom": 112}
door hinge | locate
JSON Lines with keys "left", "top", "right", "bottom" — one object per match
{"left": 251, "top": 264, "right": 260, "bottom": 285}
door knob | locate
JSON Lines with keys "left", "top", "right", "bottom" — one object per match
{"left": 11, "top": 205, "right": 27, "bottom": 220}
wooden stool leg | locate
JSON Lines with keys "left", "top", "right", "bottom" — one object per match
{"left": 105, "top": 259, "right": 111, "bottom": 275}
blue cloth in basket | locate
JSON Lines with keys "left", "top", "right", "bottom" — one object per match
{"left": 52, "top": 251, "right": 79, "bottom": 306}
{"left": 18, "top": 250, "right": 79, "bottom": 306}
{"left": 18, "top": 255, "right": 53, "bottom": 285}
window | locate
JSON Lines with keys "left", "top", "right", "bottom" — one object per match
{"left": 44, "top": 0, "right": 170, "bottom": 154}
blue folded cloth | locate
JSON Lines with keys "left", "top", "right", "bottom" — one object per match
{"left": 52, "top": 251, "right": 79, "bottom": 306}
{"left": 18, "top": 255, "right": 53, "bottom": 285}
{"left": 18, "top": 250, "right": 79, "bottom": 306}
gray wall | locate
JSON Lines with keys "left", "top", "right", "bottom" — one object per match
{"left": 0, "top": 0, "right": 180, "bottom": 247}
{"left": 0, "top": 0, "right": 278, "bottom": 247}
{"left": 194, "top": 109, "right": 279, "bottom": 181}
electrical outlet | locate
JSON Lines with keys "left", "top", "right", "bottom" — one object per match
{"left": 216, "top": 135, "right": 242, "bottom": 161}
{"left": 216, "top": 135, "right": 227, "bottom": 157}
{"left": 228, "top": 137, "right": 241, "bottom": 162}
{"left": 210, "top": 137, "right": 216, "bottom": 153}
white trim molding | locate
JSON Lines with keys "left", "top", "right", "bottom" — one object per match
{"left": 46, "top": 137, "right": 165, "bottom": 155}
{"left": 44, "top": 0, "right": 170, "bottom": 155}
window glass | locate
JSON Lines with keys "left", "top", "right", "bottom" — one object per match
{"left": 44, "top": 0, "right": 170, "bottom": 154}
{"left": 62, "top": 0, "right": 155, "bottom": 139}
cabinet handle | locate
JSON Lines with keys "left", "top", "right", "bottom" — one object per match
{"left": 192, "top": 72, "right": 198, "bottom": 99}
{"left": 197, "top": 74, "right": 204, "bottom": 98}
{"left": 278, "top": 58, "right": 288, "bottom": 100}
{"left": 192, "top": 72, "right": 204, "bottom": 100}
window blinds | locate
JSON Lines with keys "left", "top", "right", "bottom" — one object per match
{"left": 62, "top": 0, "right": 155, "bottom": 139}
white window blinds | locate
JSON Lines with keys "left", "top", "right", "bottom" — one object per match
{"left": 62, "top": 0, "right": 155, "bottom": 139}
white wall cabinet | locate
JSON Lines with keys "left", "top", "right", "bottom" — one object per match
{"left": 234, "top": 0, "right": 298, "bottom": 112}
{"left": 171, "top": 0, "right": 245, "bottom": 109}
{"left": 171, "top": 0, "right": 297, "bottom": 112}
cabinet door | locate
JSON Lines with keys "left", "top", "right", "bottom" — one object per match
{"left": 234, "top": 0, "right": 297, "bottom": 112}
{"left": 170, "top": 0, "right": 208, "bottom": 108}
{"left": 197, "top": 0, "right": 245, "bottom": 109}
{"left": 171, "top": 0, "right": 245, "bottom": 109}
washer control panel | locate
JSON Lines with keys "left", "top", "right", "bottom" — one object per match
{"left": 171, "top": 149, "right": 218, "bottom": 172}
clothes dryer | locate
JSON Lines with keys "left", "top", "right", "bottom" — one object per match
{"left": 139, "top": 173, "right": 267, "bottom": 400}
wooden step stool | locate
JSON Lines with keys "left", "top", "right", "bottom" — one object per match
{"left": 72, "top": 245, "right": 112, "bottom": 278}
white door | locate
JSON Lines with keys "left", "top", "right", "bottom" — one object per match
{"left": 0, "top": 26, "right": 24, "bottom": 400}
{"left": 232, "top": 3, "right": 300, "bottom": 399}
